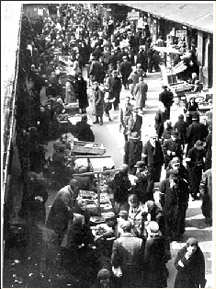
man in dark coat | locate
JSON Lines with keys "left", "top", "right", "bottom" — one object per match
{"left": 186, "top": 140, "right": 206, "bottom": 200}
{"left": 119, "top": 55, "right": 132, "bottom": 90}
{"left": 74, "top": 114, "right": 95, "bottom": 142}
{"left": 173, "top": 114, "right": 188, "bottom": 150}
{"left": 105, "top": 70, "right": 122, "bottom": 110}
{"left": 186, "top": 112, "right": 208, "bottom": 154}
{"left": 162, "top": 130, "right": 183, "bottom": 168}
{"left": 160, "top": 169, "right": 189, "bottom": 240}
{"left": 46, "top": 179, "right": 80, "bottom": 246}
{"left": 89, "top": 56, "right": 104, "bottom": 84}
{"left": 174, "top": 237, "right": 206, "bottom": 288}
{"left": 142, "top": 133, "right": 164, "bottom": 183}
{"left": 143, "top": 221, "right": 169, "bottom": 288}
{"left": 123, "top": 132, "right": 143, "bottom": 175}
{"left": 154, "top": 105, "right": 167, "bottom": 139}
{"left": 112, "top": 164, "right": 131, "bottom": 213}
{"left": 133, "top": 161, "right": 149, "bottom": 203}
{"left": 159, "top": 85, "right": 174, "bottom": 120}
{"left": 111, "top": 220, "right": 144, "bottom": 288}
{"left": 76, "top": 73, "right": 89, "bottom": 113}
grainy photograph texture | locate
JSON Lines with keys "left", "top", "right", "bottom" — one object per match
{"left": 2, "top": 1, "right": 215, "bottom": 288}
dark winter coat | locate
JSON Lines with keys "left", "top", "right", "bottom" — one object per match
{"left": 124, "top": 139, "right": 143, "bottom": 169}
{"left": 144, "top": 235, "right": 169, "bottom": 288}
{"left": 75, "top": 121, "right": 95, "bottom": 142}
{"left": 186, "top": 121, "right": 208, "bottom": 152}
{"left": 76, "top": 77, "right": 89, "bottom": 110}
{"left": 174, "top": 246, "right": 206, "bottom": 288}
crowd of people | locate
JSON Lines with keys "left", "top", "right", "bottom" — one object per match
{"left": 9, "top": 3, "right": 213, "bottom": 288}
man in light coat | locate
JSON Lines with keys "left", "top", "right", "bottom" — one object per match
{"left": 134, "top": 76, "right": 148, "bottom": 113}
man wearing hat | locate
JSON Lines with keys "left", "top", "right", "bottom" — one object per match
{"left": 186, "top": 111, "right": 208, "bottom": 154}
{"left": 142, "top": 133, "right": 164, "bottom": 183}
{"left": 123, "top": 131, "right": 143, "bottom": 175}
{"left": 162, "top": 130, "right": 183, "bottom": 168}
{"left": 119, "top": 55, "right": 132, "bottom": 90}
{"left": 174, "top": 237, "right": 206, "bottom": 288}
{"left": 159, "top": 85, "right": 174, "bottom": 120}
{"left": 160, "top": 169, "right": 189, "bottom": 240}
{"left": 111, "top": 220, "right": 144, "bottom": 287}
{"left": 186, "top": 140, "right": 206, "bottom": 200}
{"left": 46, "top": 178, "right": 80, "bottom": 246}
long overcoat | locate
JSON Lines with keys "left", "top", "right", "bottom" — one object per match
{"left": 46, "top": 185, "right": 76, "bottom": 236}
{"left": 92, "top": 86, "right": 104, "bottom": 117}
{"left": 174, "top": 245, "right": 206, "bottom": 288}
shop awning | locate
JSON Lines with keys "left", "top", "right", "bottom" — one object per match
{"left": 125, "top": 3, "right": 214, "bottom": 34}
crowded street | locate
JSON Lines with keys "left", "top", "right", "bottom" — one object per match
{"left": 2, "top": 2, "right": 214, "bottom": 288}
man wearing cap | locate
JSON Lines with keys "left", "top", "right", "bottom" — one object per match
{"left": 123, "top": 132, "right": 143, "bottom": 175}
{"left": 160, "top": 169, "right": 189, "bottom": 240}
{"left": 186, "top": 140, "right": 206, "bottom": 200}
{"left": 174, "top": 237, "right": 206, "bottom": 288}
{"left": 159, "top": 85, "right": 174, "bottom": 120}
{"left": 124, "top": 108, "right": 142, "bottom": 140}
{"left": 133, "top": 161, "right": 150, "bottom": 203}
{"left": 111, "top": 220, "right": 144, "bottom": 287}
{"left": 162, "top": 130, "right": 183, "bottom": 168}
{"left": 166, "top": 157, "right": 189, "bottom": 182}
{"left": 186, "top": 112, "right": 208, "bottom": 154}
{"left": 142, "top": 133, "right": 164, "bottom": 183}
{"left": 46, "top": 178, "right": 80, "bottom": 246}
{"left": 119, "top": 55, "right": 132, "bottom": 90}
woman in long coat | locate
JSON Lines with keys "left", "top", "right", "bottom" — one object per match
{"left": 76, "top": 73, "right": 89, "bottom": 113}
{"left": 91, "top": 81, "right": 104, "bottom": 125}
